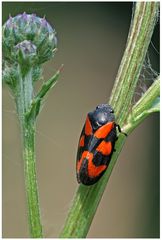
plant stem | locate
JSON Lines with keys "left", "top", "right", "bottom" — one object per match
{"left": 22, "top": 119, "right": 43, "bottom": 237}
{"left": 123, "top": 76, "right": 160, "bottom": 135}
{"left": 109, "top": 2, "right": 159, "bottom": 125}
{"left": 59, "top": 2, "right": 159, "bottom": 238}
{"left": 16, "top": 65, "right": 43, "bottom": 237}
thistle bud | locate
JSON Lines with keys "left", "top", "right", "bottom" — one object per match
{"left": 14, "top": 40, "right": 37, "bottom": 66}
{"left": 2, "top": 61, "right": 18, "bottom": 89}
{"left": 3, "top": 13, "right": 57, "bottom": 64}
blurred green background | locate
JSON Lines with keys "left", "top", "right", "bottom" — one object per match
{"left": 2, "top": 2, "right": 159, "bottom": 238}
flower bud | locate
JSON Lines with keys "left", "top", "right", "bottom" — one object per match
{"left": 14, "top": 40, "right": 37, "bottom": 66}
{"left": 3, "top": 13, "right": 57, "bottom": 64}
{"left": 2, "top": 61, "right": 18, "bottom": 89}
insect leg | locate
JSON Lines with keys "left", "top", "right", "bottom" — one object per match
{"left": 116, "top": 124, "right": 127, "bottom": 136}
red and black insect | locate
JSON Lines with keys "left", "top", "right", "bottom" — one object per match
{"left": 76, "top": 104, "right": 126, "bottom": 186}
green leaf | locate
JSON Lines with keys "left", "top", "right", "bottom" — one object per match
{"left": 26, "top": 65, "right": 63, "bottom": 120}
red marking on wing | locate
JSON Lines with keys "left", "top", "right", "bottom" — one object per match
{"left": 96, "top": 141, "right": 112, "bottom": 155}
{"left": 79, "top": 135, "right": 85, "bottom": 147}
{"left": 77, "top": 150, "right": 107, "bottom": 178}
{"left": 85, "top": 116, "right": 93, "bottom": 135}
{"left": 88, "top": 154, "right": 107, "bottom": 178}
{"left": 94, "top": 122, "right": 114, "bottom": 139}
{"left": 77, "top": 151, "right": 93, "bottom": 172}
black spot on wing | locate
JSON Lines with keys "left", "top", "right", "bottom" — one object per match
{"left": 84, "top": 135, "right": 92, "bottom": 150}
{"left": 76, "top": 126, "right": 94, "bottom": 162}
{"left": 78, "top": 158, "right": 106, "bottom": 186}
{"left": 76, "top": 125, "right": 86, "bottom": 162}
{"left": 92, "top": 151, "right": 111, "bottom": 167}
{"left": 92, "top": 128, "right": 117, "bottom": 167}
{"left": 87, "top": 136, "right": 102, "bottom": 152}
{"left": 105, "top": 127, "right": 117, "bottom": 142}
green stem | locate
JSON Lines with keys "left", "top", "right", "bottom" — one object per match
{"left": 59, "top": 2, "right": 159, "bottom": 238}
{"left": 109, "top": 2, "right": 159, "bottom": 125}
{"left": 23, "top": 119, "right": 43, "bottom": 237}
{"left": 132, "top": 76, "right": 160, "bottom": 119}
{"left": 16, "top": 65, "right": 43, "bottom": 238}
{"left": 123, "top": 76, "right": 160, "bottom": 134}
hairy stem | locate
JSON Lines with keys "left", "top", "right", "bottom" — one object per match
{"left": 22, "top": 119, "right": 42, "bottom": 237}
{"left": 124, "top": 76, "right": 160, "bottom": 134}
{"left": 16, "top": 65, "right": 43, "bottom": 238}
{"left": 109, "top": 2, "right": 159, "bottom": 125}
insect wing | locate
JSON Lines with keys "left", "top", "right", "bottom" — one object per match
{"left": 76, "top": 115, "right": 93, "bottom": 183}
